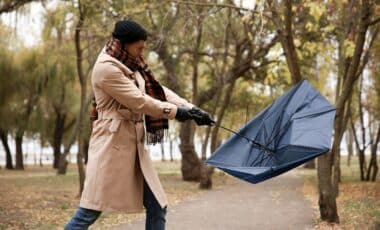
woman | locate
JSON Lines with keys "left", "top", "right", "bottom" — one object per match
{"left": 64, "top": 20, "right": 213, "bottom": 230}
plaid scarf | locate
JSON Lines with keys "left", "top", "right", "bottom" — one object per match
{"left": 91, "top": 37, "right": 169, "bottom": 145}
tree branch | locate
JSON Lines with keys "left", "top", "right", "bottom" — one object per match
{"left": 166, "top": 0, "right": 256, "bottom": 13}
{"left": 0, "top": 0, "right": 36, "bottom": 14}
{"left": 368, "top": 17, "right": 380, "bottom": 26}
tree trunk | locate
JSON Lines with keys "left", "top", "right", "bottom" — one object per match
{"left": 317, "top": 87, "right": 347, "bottom": 223}
{"left": 57, "top": 151, "right": 69, "bottom": 174}
{"left": 83, "top": 136, "right": 89, "bottom": 165}
{"left": 317, "top": 153, "right": 339, "bottom": 222}
{"left": 53, "top": 112, "right": 65, "bottom": 168}
{"left": 201, "top": 126, "right": 212, "bottom": 161}
{"left": 317, "top": 0, "right": 373, "bottom": 222}
{"left": 15, "top": 129, "right": 24, "bottom": 170}
{"left": 317, "top": 151, "right": 339, "bottom": 223}
{"left": 169, "top": 139, "right": 174, "bottom": 162}
{"left": 0, "top": 128, "right": 13, "bottom": 169}
{"left": 272, "top": 0, "right": 310, "bottom": 169}
{"left": 74, "top": 1, "right": 87, "bottom": 196}
{"left": 77, "top": 133, "right": 86, "bottom": 197}
{"left": 304, "top": 160, "right": 316, "bottom": 169}
{"left": 347, "top": 126, "right": 354, "bottom": 166}
{"left": 358, "top": 149, "right": 366, "bottom": 181}
{"left": 57, "top": 96, "right": 92, "bottom": 174}
{"left": 160, "top": 142, "right": 165, "bottom": 162}
{"left": 367, "top": 126, "right": 379, "bottom": 181}
{"left": 270, "top": 0, "right": 302, "bottom": 85}
{"left": 57, "top": 1, "right": 88, "bottom": 182}
{"left": 179, "top": 121, "right": 201, "bottom": 181}
{"left": 200, "top": 81, "right": 236, "bottom": 189}
{"left": 39, "top": 136, "right": 43, "bottom": 167}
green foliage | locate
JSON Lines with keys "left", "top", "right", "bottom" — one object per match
{"left": 0, "top": 0, "right": 378, "bottom": 161}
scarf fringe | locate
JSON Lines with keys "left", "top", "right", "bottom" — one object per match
{"left": 145, "top": 129, "right": 169, "bottom": 145}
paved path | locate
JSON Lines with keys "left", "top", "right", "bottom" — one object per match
{"left": 113, "top": 171, "right": 315, "bottom": 230}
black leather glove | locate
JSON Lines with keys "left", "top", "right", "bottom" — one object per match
{"left": 175, "top": 106, "right": 193, "bottom": 122}
{"left": 189, "top": 107, "right": 215, "bottom": 126}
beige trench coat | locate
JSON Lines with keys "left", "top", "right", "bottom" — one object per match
{"left": 79, "top": 47, "right": 193, "bottom": 213}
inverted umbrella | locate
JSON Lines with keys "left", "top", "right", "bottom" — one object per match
{"left": 205, "top": 80, "right": 336, "bottom": 184}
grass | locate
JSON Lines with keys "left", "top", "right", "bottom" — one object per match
{"left": 0, "top": 161, "right": 228, "bottom": 229}
{"left": 300, "top": 156, "right": 380, "bottom": 230}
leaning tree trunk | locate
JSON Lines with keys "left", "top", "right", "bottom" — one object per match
{"left": 317, "top": 0, "right": 373, "bottom": 223}
{"left": 74, "top": 1, "right": 87, "bottom": 196}
{"left": 317, "top": 152, "right": 339, "bottom": 222}
{"left": 316, "top": 50, "right": 347, "bottom": 223}
{"left": 366, "top": 126, "right": 380, "bottom": 181}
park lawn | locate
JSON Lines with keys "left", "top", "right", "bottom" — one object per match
{"left": 301, "top": 156, "right": 380, "bottom": 229}
{"left": 0, "top": 161, "right": 228, "bottom": 229}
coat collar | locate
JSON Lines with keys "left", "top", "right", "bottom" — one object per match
{"left": 98, "top": 46, "right": 135, "bottom": 77}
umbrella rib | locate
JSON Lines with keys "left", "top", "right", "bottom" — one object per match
{"left": 214, "top": 124, "right": 274, "bottom": 153}
{"left": 265, "top": 92, "right": 321, "bottom": 149}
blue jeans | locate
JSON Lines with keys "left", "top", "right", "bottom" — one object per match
{"left": 64, "top": 180, "right": 167, "bottom": 230}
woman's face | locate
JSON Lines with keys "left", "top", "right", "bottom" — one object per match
{"left": 125, "top": 40, "right": 146, "bottom": 58}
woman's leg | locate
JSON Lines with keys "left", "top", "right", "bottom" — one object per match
{"left": 143, "top": 180, "right": 167, "bottom": 230}
{"left": 64, "top": 207, "right": 102, "bottom": 230}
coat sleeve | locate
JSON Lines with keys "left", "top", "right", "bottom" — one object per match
{"left": 98, "top": 64, "right": 177, "bottom": 119}
{"left": 162, "top": 85, "right": 194, "bottom": 108}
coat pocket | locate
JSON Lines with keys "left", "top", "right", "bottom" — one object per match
{"left": 108, "top": 119, "right": 122, "bottom": 133}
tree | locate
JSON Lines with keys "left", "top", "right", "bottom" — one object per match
{"left": 40, "top": 4, "right": 78, "bottom": 169}
{"left": 56, "top": 0, "right": 115, "bottom": 196}
{"left": 316, "top": 0, "right": 379, "bottom": 223}
{"left": 11, "top": 48, "right": 48, "bottom": 170}
{"left": 0, "top": 44, "right": 16, "bottom": 169}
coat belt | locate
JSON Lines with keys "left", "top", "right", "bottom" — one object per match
{"left": 97, "top": 109, "right": 144, "bottom": 123}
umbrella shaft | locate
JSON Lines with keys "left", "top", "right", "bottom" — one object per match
{"left": 213, "top": 124, "right": 273, "bottom": 153}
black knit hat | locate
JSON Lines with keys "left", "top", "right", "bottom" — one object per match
{"left": 112, "top": 19, "right": 148, "bottom": 45}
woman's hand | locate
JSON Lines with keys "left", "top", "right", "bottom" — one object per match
{"left": 175, "top": 106, "right": 215, "bottom": 126}
{"left": 175, "top": 106, "right": 193, "bottom": 122}
{"left": 189, "top": 107, "right": 215, "bottom": 126}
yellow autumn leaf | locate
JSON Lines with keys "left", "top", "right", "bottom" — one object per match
{"left": 305, "top": 22, "right": 314, "bottom": 32}
{"left": 294, "top": 38, "right": 301, "bottom": 47}
{"left": 324, "top": 24, "right": 335, "bottom": 33}
{"left": 305, "top": 41, "right": 318, "bottom": 54}
{"left": 308, "top": 2, "right": 325, "bottom": 21}
{"left": 343, "top": 39, "right": 355, "bottom": 58}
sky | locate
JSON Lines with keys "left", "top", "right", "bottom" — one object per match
{"left": 1, "top": 1, "right": 45, "bottom": 47}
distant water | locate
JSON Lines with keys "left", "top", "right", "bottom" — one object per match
{"left": 0, "top": 135, "right": 211, "bottom": 166}
{"left": 1, "top": 133, "right": 362, "bottom": 167}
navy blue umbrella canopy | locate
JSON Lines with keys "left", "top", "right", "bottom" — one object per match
{"left": 205, "top": 80, "right": 336, "bottom": 184}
